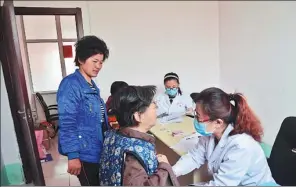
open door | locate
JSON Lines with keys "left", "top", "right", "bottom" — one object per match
{"left": 0, "top": 0, "right": 45, "bottom": 185}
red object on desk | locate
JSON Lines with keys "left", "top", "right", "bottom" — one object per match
{"left": 63, "top": 45, "right": 73, "bottom": 58}
{"left": 172, "top": 130, "right": 184, "bottom": 137}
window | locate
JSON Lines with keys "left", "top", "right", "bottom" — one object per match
{"left": 20, "top": 14, "right": 80, "bottom": 93}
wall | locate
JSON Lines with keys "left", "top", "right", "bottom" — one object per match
{"left": 88, "top": 1, "right": 220, "bottom": 100}
{"left": 0, "top": 65, "right": 25, "bottom": 185}
{"left": 219, "top": 1, "right": 296, "bottom": 145}
{"left": 1, "top": 151, "right": 9, "bottom": 186}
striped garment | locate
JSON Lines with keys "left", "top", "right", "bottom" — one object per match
{"left": 88, "top": 83, "right": 105, "bottom": 123}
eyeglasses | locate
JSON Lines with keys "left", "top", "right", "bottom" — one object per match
{"left": 194, "top": 111, "right": 211, "bottom": 123}
{"left": 196, "top": 118, "right": 211, "bottom": 123}
{"left": 195, "top": 116, "right": 211, "bottom": 123}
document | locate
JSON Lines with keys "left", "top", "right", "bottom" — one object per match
{"left": 188, "top": 182, "right": 207, "bottom": 186}
{"left": 157, "top": 112, "right": 168, "bottom": 118}
{"left": 170, "top": 133, "right": 200, "bottom": 153}
{"left": 158, "top": 112, "right": 186, "bottom": 124}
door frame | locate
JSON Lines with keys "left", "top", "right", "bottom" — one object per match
{"left": 0, "top": 3, "right": 84, "bottom": 185}
{"left": 14, "top": 7, "right": 84, "bottom": 39}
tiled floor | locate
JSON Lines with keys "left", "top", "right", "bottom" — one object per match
{"left": 41, "top": 137, "right": 81, "bottom": 186}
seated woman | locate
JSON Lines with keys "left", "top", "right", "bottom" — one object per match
{"left": 172, "top": 87, "right": 276, "bottom": 186}
{"left": 155, "top": 72, "right": 193, "bottom": 122}
{"left": 106, "top": 81, "right": 128, "bottom": 129}
{"left": 99, "top": 85, "right": 179, "bottom": 186}
{"left": 105, "top": 81, "right": 128, "bottom": 110}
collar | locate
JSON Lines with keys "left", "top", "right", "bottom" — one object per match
{"left": 207, "top": 124, "right": 235, "bottom": 162}
{"left": 214, "top": 124, "right": 234, "bottom": 148}
{"left": 74, "top": 69, "right": 100, "bottom": 93}
{"left": 119, "top": 128, "right": 155, "bottom": 145}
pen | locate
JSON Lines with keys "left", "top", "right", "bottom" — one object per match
{"left": 186, "top": 135, "right": 201, "bottom": 140}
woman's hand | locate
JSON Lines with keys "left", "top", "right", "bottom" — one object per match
{"left": 156, "top": 154, "right": 170, "bottom": 164}
{"left": 68, "top": 158, "right": 81, "bottom": 176}
{"left": 185, "top": 108, "right": 194, "bottom": 115}
{"left": 110, "top": 121, "right": 120, "bottom": 129}
{"left": 110, "top": 121, "right": 118, "bottom": 126}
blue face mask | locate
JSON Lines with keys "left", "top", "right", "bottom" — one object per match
{"left": 193, "top": 118, "right": 213, "bottom": 136}
{"left": 165, "top": 88, "right": 178, "bottom": 97}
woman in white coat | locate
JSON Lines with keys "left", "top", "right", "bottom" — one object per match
{"left": 155, "top": 72, "right": 193, "bottom": 122}
{"left": 172, "top": 87, "right": 277, "bottom": 186}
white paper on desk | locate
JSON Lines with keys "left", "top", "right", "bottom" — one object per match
{"left": 188, "top": 182, "right": 207, "bottom": 186}
{"left": 158, "top": 112, "right": 185, "bottom": 124}
{"left": 170, "top": 133, "right": 200, "bottom": 153}
{"left": 158, "top": 117, "right": 183, "bottom": 124}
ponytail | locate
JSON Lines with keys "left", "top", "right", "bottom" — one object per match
{"left": 230, "top": 93, "right": 263, "bottom": 142}
{"left": 178, "top": 87, "right": 183, "bottom": 95}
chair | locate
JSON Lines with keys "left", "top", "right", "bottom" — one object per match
{"left": 268, "top": 116, "right": 296, "bottom": 186}
{"left": 35, "top": 92, "right": 59, "bottom": 132}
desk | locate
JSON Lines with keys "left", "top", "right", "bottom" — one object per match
{"left": 150, "top": 117, "right": 211, "bottom": 185}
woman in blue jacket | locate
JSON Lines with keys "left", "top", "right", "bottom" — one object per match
{"left": 57, "top": 35, "right": 109, "bottom": 186}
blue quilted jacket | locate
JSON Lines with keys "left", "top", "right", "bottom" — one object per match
{"left": 57, "top": 69, "right": 109, "bottom": 163}
{"left": 99, "top": 130, "right": 158, "bottom": 186}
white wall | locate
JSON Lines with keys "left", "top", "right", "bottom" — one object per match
{"left": 0, "top": 66, "right": 21, "bottom": 165}
{"left": 219, "top": 1, "right": 296, "bottom": 145}
{"left": 88, "top": 1, "right": 220, "bottom": 100}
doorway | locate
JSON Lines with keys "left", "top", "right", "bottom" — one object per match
{"left": 0, "top": 1, "right": 84, "bottom": 185}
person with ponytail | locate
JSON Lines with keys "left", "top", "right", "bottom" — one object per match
{"left": 172, "top": 87, "right": 277, "bottom": 186}
{"left": 155, "top": 72, "right": 193, "bottom": 123}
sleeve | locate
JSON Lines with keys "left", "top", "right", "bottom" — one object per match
{"left": 57, "top": 79, "right": 81, "bottom": 160}
{"left": 123, "top": 153, "right": 179, "bottom": 186}
{"left": 155, "top": 94, "right": 168, "bottom": 117}
{"left": 201, "top": 145, "right": 251, "bottom": 186}
{"left": 172, "top": 137, "right": 207, "bottom": 177}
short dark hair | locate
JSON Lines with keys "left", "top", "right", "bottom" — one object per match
{"left": 190, "top": 92, "right": 200, "bottom": 101}
{"left": 110, "top": 85, "right": 156, "bottom": 128}
{"left": 164, "top": 72, "right": 182, "bottom": 95}
{"left": 74, "top": 35, "right": 109, "bottom": 66}
{"left": 110, "top": 81, "right": 128, "bottom": 96}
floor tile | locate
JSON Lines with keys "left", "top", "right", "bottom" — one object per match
{"left": 70, "top": 174, "right": 81, "bottom": 186}
{"left": 42, "top": 158, "right": 68, "bottom": 178}
{"left": 41, "top": 136, "right": 71, "bottom": 185}
{"left": 44, "top": 173, "right": 70, "bottom": 186}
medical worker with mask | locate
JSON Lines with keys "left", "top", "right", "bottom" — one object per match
{"left": 172, "top": 87, "right": 276, "bottom": 186}
{"left": 155, "top": 72, "right": 193, "bottom": 122}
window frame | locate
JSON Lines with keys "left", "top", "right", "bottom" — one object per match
{"left": 15, "top": 7, "right": 83, "bottom": 94}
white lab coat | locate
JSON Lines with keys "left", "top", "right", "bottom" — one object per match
{"left": 155, "top": 92, "right": 194, "bottom": 117}
{"left": 172, "top": 125, "right": 276, "bottom": 186}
